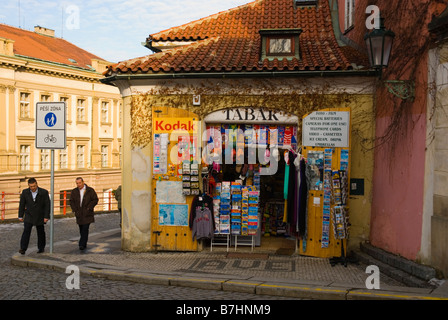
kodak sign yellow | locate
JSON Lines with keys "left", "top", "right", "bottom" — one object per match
{"left": 153, "top": 118, "right": 198, "bottom": 133}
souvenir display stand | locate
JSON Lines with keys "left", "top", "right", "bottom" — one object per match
{"left": 210, "top": 180, "right": 260, "bottom": 252}
{"left": 210, "top": 234, "right": 230, "bottom": 252}
{"left": 299, "top": 108, "right": 351, "bottom": 266}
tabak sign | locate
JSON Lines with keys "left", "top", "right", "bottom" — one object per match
{"left": 205, "top": 107, "right": 298, "bottom": 124}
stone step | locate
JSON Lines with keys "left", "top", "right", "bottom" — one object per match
{"left": 360, "top": 242, "right": 437, "bottom": 281}
{"left": 352, "top": 249, "right": 434, "bottom": 288}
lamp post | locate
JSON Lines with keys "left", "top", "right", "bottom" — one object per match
{"left": 364, "top": 18, "right": 395, "bottom": 78}
{"left": 364, "top": 18, "right": 415, "bottom": 101}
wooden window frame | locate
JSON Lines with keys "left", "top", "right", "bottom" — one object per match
{"left": 266, "top": 36, "right": 295, "bottom": 56}
{"left": 19, "top": 91, "right": 32, "bottom": 120}
{"left": 259, "top": 29, "right": 302, "bottom": 61}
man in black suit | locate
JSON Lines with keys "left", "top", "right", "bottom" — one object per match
{"left": 18, "top": 178, "right": 50, "bottom": 254}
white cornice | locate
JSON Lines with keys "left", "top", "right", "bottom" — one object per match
{"left": 0, "top": 54, "right": 105, "bottom": 82}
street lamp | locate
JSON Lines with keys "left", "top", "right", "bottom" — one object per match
{"left": 364, "top": 18, "right": 395, "bottom": 76}
{"left": 364, "top": 18, "right": 415, "bottom": 101}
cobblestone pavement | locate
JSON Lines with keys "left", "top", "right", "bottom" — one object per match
{"left": 0, "top": 213, "right": 298, "bottom": 300}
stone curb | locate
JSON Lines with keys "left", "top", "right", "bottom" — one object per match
{"left": 11, "top": 254, "right": 448, "bottom": 300}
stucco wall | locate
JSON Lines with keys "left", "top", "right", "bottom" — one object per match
{"left": 120, "top": 95, "right": 152, "bottom": 252}
{"left": 370, "top": 114, "right": 427, "bottom": 260}
{"left": 118, "top": 77, "right": 376, "bottom": 253}
{"left": 428, "top": 42, "right": 448, "bottom": 275}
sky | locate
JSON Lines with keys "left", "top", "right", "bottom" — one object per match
{"left": 0, "top": 0, "right": 251, "bottom": 63}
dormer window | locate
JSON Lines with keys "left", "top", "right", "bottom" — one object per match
{"left": 294, "top": 0, "right": 318, "bottom": 8}
{"left": 268, "top": 37, "right": 293, "bottom": 55}
{"left": 259, "top": 29, "right": 302, "bottom": 61}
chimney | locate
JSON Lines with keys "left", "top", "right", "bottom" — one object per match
{"left": 91, "top": 59, "right": 112, "bottom": 74}
{"left": 0, "top": 37, "right": 15, "bottom": 56}
{"left": 34, "top": 26, "right": 55, "bottom": 37}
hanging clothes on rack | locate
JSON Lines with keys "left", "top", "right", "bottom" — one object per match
{"left": 297, "top": 157, "right": 308, "bottom": 237}
{"left": 286, "top": 150, "right": 298, "bottom": 228}
{"left": 189, "top": 193, "right": 215, "bottom": 241}
{"left": 189, "top": 193, "right": 214, "bottom": 227}
{"left": 283, "top": 151, "right": 290, "bottom": 223}
{"left": 293, "top": 152, "right": 302, "bottom": 234}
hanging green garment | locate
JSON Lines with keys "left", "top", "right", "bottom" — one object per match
{"left": 284, "top": 162, "right": 289, "bottom": 200}
{"left": 283, "top": 156, "right": 290, "bottom": 223}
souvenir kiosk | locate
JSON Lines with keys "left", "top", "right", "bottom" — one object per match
{"left": 150, "top": 105, "right": 351, "bottom": 261}
{"left": 150, "top": 106, "right": 301, "bottom": 252}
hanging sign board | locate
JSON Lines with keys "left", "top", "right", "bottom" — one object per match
{"left": 302, "top": 111, "right": 350, "bottom": 148}
{"left": 35, "top": 102, "right": 66, "bottom": 149}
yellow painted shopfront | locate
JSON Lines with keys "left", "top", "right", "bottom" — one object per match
{"left": 147, "top": 104, "right": 357, "bottom": 263}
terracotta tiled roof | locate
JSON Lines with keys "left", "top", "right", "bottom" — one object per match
{"left": 106, "top": 0, "right": 367, "bottom": 76}
{"left": 0, "top": 23, "right": 103, "bottom": 70}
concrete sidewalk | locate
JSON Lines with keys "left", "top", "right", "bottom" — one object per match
{"left": 10, "top": 228, "right": 448, "bottom": 300}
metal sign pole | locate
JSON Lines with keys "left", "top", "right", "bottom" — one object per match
{"left": 35, "top": 101, "right": 66, "bottom": 254}
{"left": 50, "top": 149, "right": 55, "bottom": 254}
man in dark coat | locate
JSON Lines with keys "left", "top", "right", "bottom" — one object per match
{"left": 69, "top": 177, "right": 98, "bottom": 250}
{"left": 18, "top": 178, "right": 50, "bottom": 254}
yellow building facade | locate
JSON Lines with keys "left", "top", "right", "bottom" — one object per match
{"left": 0, "top": 24, "right": 122, "bottom": 219}
{"left": 103, "top": 0, "right": 377, "bottom": 254}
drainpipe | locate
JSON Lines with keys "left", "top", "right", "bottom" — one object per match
{"left": 328, "top": 0, "right": 347, "bottom": 47}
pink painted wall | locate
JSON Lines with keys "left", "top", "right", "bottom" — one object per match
{"left": 334, "top": 0, "right": 446, "bottom": 261}
{"left": 370, "top": 114, "right": 426, "bottom": 260}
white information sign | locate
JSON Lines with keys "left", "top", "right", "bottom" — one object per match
{"left": 302, "top": 111, "right": 350, "bottom": 148}
{"left": 35, "top": 102, "right": 66, "bottom": 149}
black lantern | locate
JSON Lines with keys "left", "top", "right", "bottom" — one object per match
{"left": 364, "top": 18, "right": 415, "bottom": 100}
{"left": 364, "top": 18, "right": 395, "bottom": 75}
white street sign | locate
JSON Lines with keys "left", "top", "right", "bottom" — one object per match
{"left": 302, "top": 111, "right": 350, "bottom": 148}
{"left": 36, "top": 102, "right": 66, "bottom": 149}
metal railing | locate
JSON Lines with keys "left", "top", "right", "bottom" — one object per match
{"left": 1, "top": 190, "right": 119, "bottom": 221}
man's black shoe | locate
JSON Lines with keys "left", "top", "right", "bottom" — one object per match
{"left": 37, "top": 249, "right": 44, "bottom": 253}
{"left": 19, "top": 249, "right": 26, "bottom": 255}
{"left": 79, "top": 246, "right": 86, "bottom": 251}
